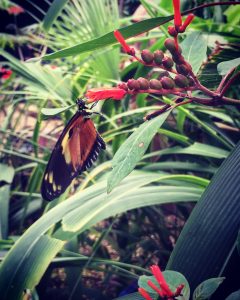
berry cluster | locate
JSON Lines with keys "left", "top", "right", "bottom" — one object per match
{"left": 85, "top": 0, "right": 240, "bottom": 119}
{"left": 117, "top": 37, "right": 195, "bottom": 94}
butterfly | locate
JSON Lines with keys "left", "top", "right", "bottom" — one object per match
{"left": 41, "top": 99, "right": 106, "bottom": 201}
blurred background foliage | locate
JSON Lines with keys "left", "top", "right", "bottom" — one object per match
{"left": 0, "top": 0, "right": 239, "bottom": 299}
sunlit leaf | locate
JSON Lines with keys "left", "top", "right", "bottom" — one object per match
{"left": 107, "top": 110, "right": 171, "bottom": 193}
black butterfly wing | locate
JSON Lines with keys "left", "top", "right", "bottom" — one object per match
{"left": 41, "top": 112, "right": 105, "bottom": 201}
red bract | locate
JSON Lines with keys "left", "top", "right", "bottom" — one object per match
{"left": 7, "top": 5, "right": 24, "bottom": 15}
{"left": 0, "top": 68, "right": 12, "bottom": 80}
{"left": 172, "top": 0, "right": 182, "bottom": 28}
{"left": 179, "top": 14, "right": 195, "bottom": 32}
{"left": 85, "top": 87, "right": 127, "bottom": 103}
{"left": 114, "top": 30, "right": 135, "bottom": 55}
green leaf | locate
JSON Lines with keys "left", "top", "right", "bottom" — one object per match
{"left": 217, "top": 57, "right": 240, "bottom": 75}
{"left": 61, "top": 174, "right": 202, "bottom": 233}
{"left": 0, "top": 185, "right": 10, "bottom": 239}
{"left": 224, "top": 5, "right": 240, "bottom": 26}
{"left": 42, "top": 0, "right": 69, "bottom": 31}
{"left": 181, "top": 32, "right": 208, "bottom": 74}
{"left": 41, "top": 16, "right": 172, "bottom": 60}
{"left": 138, "top": 270, "right": 190, "bottom": 300}
{"left": 107, "top": 110, "right": 172, "bottom": 193}
{"left": 193, "top": 277, "right": 225, "bottom": 300}
{"left": 0, "top": 164, "right": 14, "bottom": 183}
{"left": 225, "top": 290, "right": 240, "bottom": 300}
{"left": 0, "top": 235, "right": 64, "bottom": 300}
{"left": 167, "top": 142, "right": 240, "bottom": 291}
{"left": 0, "top": 172, "right": 202, "bottom": 300}
{"left": 41, "top": 104, "right": 75, "bottom": 116}
{"left": 144, "top": 142, "right": 229, "bottom": 160}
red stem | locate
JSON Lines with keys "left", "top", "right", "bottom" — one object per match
{"left": 220, "top": 71, "right": 240, "bottom": 97}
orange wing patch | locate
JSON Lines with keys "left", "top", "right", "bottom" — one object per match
{"left": 41, "top": 112, "right": 105, "bottom": 201}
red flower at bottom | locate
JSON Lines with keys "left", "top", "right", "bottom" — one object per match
{"left": 139, "top": 265, "right": 184, "bottom": 300}
{"left": 7, "top": 5, "right": 24, "bottom": 15}
{"left": 85, "top": 87, "right": 127, "bottom": 103}
{"left": 0, "top": 68, "right": 12, "bottom": 80}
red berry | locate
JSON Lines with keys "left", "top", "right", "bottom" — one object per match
{"left": 174, "top": 74, "right": 189, "bottom": 88}
{"left": 137, "top": 77, "right": 150, "bottom": 90}
{"left": 161, "top": 77, "right": 175, "bottom": 89}
{"left": 153, "top": 50, "right": 164, "bottom": 65}
{"left": 162, "top": 56, "right": 174, "bottom": 69}
{"left": 141, "top": 49, "right": 154, "bottom": 64}
{"left": 127, "top": 79, "right": 140, "bottom": 90}
{"left": 149, "top": 79, "right": 162, "bottom": 90}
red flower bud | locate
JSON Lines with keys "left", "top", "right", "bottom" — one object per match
{"left": 161, "top": 77, "right": 175, "bottom": 89}
{"left": 153, "top": 50, "right": 164, "bottom": 65}
{"left": 164, "top": 38, "right": 182, "bottom": 54}
{"left": 168, "top": 26, "right": 178, "bottom": 37}
{"left": 127, "top": 79, "right": 140, "bottom": 90}
{"left": 149, "top": 79, "right": 162, "bottom": 90}
{"left": 118, "top": 82, "right": 128, "bottom": 90}
{"left": 174, "top": 74, "right": 189, "bottom": 88}
{"left": 137, "top": 77, "right": 150, "bottom": 90}
{"left": 176, "top": 64, "right": 190, "bottom": 75}
{"left": 158, "top": 71, "right": 170, "bottom": 79}
{"left": 162, "top": 56, "right": 174, "bottom": 70}
{"left": 141, "top": 49, "right": 154, "bottom": 64}
{"left": 172, "top": 53, "right": 185, "bottom": 64}
{"left": 179, "top": 14, "right": 195, "bottom": 32}
{"left": 172, "top": 0, "right": 182, "bottom": 28}
{"left": 114, "top": 30, "right": 135, "bottom": 55}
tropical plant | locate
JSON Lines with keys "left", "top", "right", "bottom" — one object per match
{"left": 0, "top": 0, "right": 239, "bottom": 300}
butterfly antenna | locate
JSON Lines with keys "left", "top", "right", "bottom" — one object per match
{"left": 90, "top": 101, "right": 99, "bottom": 110}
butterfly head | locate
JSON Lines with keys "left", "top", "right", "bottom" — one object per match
{"left": 76, "top": 98, "right": 87, "bottom": 111}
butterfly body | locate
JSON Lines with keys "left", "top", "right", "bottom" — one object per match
{"left": 41, "top": 100, "right": 105, "bottom": 201}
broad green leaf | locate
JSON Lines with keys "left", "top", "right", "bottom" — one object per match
{"left": 107, "top": 110, "right": 172, "bottom": 193}
{"left": 224, "top": 5, "right": 240, "bottom": 26}
{"left": 113, "top": 292, "right": 149, "bottom": 300}
{"left": 62, "top": 174, "right": 202, "bottom": 233}
{"left": 40, "top": 16, "right": 172, "bottom": 60}
{"left": 225, "top": 290, "right": 240, "bottom": 300}
{"left": 167, "top": 142, "right": 240, "bottom": 292}
{"left": 217, "top": 57, "right": 240, "bottom": 75}
{"left": 193, "top": 277, "right": 225, "bottom": 300}
{"left": 138, "top": 270, "right": 190, "bottom": 300}
{"left": 181, "top": 32, "right": 208, "bottom": 74}
{"left": 0, "top": 164, "right": 14, "bottom": 183}
{"left": 0, "top": 172, "right": 202, "bottom": 300}
{"left": 144, "top": 142, "right": 229, "bottom": 160}
{"left": 41, "top": 104, "right": 75, "bottom": 116}
{"left": 0, "top": 235, "right": 64, "bottom": 300}
{"left": 0, "top": 185, "right": 10, "bottom": 239}
{"left": 42, "top": 0, "right": 69, "bottom": 31}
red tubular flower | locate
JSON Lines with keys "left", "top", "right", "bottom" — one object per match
{"left": 114, "top": 30, "right": 135, "bottom": 55}
{"left": 0, "top": 68, "right": 12, "bottom": 80}
{"left": 150, "top": 265, "right": 173, "bottom": 297}
{"left": 138, "top": 288, "right": 153, "bottom": 300}
{"left": 7, "top": 5, "right": 24, "bottom": 15}
{"left": 85, "top": 87, "right": 127, "bottom": 103}
{"left": 147, "top": 280, "right": 164, "bottom": 297}
{"left": 172, "top": 0, "right": 182, "bottom": 28}
{"left": 174, "top": 283, "right": 185, "bottom": 296}
{"left": 179, "top": 14, "right": 195, "bottom": 32}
